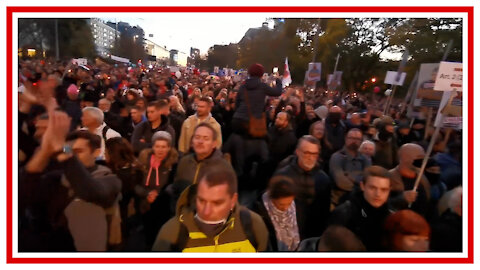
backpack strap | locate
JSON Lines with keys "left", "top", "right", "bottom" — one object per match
{"left": 174, "top": 222, "right": 189, "bottom": 252}
{"left": 239, "top": 207, "right": 258, "bottom": 250}
{"left": 102, "top": 125, "right": 110, "bottom": 144}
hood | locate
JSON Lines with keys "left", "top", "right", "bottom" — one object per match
{"left": 138, "top": 147, "right": 179, "bottom": 170}
{"left": 244, "top": 77, "right": 262, "bottom": 90}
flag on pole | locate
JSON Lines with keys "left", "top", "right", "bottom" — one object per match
{"left": 282, "top": 57, "right": 292, "bottom": 88}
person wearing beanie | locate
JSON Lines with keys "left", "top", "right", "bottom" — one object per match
{"left": 224, "top": 63, "right": 283, "bottom": 202}
{"left": 248, "top": 63, "right": 265, "bottom": 78}
{"left": 137, "top": 130, "right": 179, "bottom": 249}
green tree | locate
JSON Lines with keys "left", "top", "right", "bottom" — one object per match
{"left": 206, "top": 44, "right": 238, "bottom": 71}
{"left": 18, "top": 18, "right": 96, "bottom": 59}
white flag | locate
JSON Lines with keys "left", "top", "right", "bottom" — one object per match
{"left": 282, "top": 57, "right": 292, "bottom": 88}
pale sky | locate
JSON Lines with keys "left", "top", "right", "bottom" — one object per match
{"left": 101, "top": 14, "right": 273, "bottom": 55}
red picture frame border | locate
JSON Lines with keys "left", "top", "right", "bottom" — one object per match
{"left": 6, "top": 6, "right": 474, "bottom": 264}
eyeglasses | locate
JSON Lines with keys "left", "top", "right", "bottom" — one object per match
{"left": 300, "top": 150, "right": 319, "bottom": 157}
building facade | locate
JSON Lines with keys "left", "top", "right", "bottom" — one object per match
{"left": 144, "top": 39, "right": 170, "bottom": 64}
{"left": 88, "top": 18, "right": 120, "bottom": 57}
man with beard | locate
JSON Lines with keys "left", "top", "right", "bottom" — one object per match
{"left": 274, "top": 135, "right": 331, "bottom": 237}
{"left": 329, "top": 128, "right": 371, "bottom": 209}
{"left": 324, "top": 106, "right": 347, "bottom": 153}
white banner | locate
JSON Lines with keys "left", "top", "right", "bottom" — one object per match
{"left": 384, "top": 71, "right": 407, "bottom": 86}
{"left": 434, "top": 61, "right": 463, "bottom": 92}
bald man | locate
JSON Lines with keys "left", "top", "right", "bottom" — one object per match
{"left": 388, "top": 143, "right": 431, "bottom": 216}
{"left": 325, "top": 105, "right": 347, "bottom": 153}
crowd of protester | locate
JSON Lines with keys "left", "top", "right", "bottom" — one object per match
{"left": 18, "top": 58, "right": 463, "bottom": 252}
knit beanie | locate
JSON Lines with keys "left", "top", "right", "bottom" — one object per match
{"left": 248, "top": 63, "right": 264, "bottom": 78}
{"left": 67, "top": 84, "right": 78, "bottom": 95}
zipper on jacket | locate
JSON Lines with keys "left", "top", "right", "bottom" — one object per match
{"left": 213, "top": 217, "right": 235, "bottom": 252}
{"left": 193, "top": 163, "right": 202, "bottom": 184}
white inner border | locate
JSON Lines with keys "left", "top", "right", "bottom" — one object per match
{"left": 11, "top": 10, "right": 469, "bottom": 259}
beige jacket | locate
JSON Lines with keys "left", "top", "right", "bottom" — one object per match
{"left": 178, "top": 114, "right": 222, "bottom": 154}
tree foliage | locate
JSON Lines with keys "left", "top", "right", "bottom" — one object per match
{"left": 18, "top": 18, "right": 96, "bottom": 59}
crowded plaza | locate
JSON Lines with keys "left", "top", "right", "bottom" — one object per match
{"left": 16, "top": 17, "right": 464, "bottom": 253}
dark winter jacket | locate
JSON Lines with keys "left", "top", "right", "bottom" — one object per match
{"left": 274, "top": 155, "right": 331, "bottom": 237}
{"left": 233, "top": 77, "right": 282, "bottom": 121}
{"left": 329, "top": 191, "right": 393, "bottom": 251}
{"left": 131, "top": 115, "right": 176, "bottom": 154}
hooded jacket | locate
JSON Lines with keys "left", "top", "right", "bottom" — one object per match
{"left": 131, "top": 114, "right": 176, "bottom": 154}
{"left": 138, "top": 148, "right": 179, "bottom": 195}
{"left": 233, "top": 77, "right": 282, "bottom": 121}
{"left": 151, "top": 185, "right": 269, "bottom": 252}
{"left": 174, "top": 149, "right": 235, "bottom": 185}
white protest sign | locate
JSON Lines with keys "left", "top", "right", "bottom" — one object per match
{"left": 169, "top": 66, "right": 179, "bottom": 72}
{"left": 306, "top": 62, "right": 322, "bottom": 82}
{"left": 433, "top": 61, "right": 463, "bottom": 92}
{"left": 384, "top": 71, "right": 407, "bottom": 86}
{"left": 72, "top": 58, "right": 88, "bottom": 66}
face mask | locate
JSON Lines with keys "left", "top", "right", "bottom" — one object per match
{"left": 328, "top": 112, "right": 342, "bottom": 124}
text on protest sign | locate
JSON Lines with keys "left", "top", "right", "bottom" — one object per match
{"left": 433, "top": 61, "right": 463, "bottom": 92}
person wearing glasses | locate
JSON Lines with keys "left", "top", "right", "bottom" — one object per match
{"left": 329, "top": 128, "right": 372, "bottom": 210}
{"left": 274, "top": 135, "right": 331, "bottom": 238}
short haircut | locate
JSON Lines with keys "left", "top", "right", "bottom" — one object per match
{"left": 318, "top": 225, "right": 366, "bottom": 252}
{"left": 82, "top": 106, "right": 104, "bottom": 124}
{"left": 130, "top": 105, "right": 144, "bottom": 112}
{"left": 347, "top": 128, "right": 363, "bottom": 137}
{"left": 198, "top": 96, "right": 213, "bottom": 105}
{"left": 148, "top": 99, "right": 169, "bottom": 110}
{"left": 363, "top": 165, "right": 391, "bottom": 185}
{"left": 296, "top": 135, "right": 320, "bottom": 150}
{"left": 98, "top": 98, "right": 111, "bottom": 105}
{"left": 193, "top": 122, "right": 218, "bottom": 141}
{"left": 309, "top": 120, "right": 324, "bottom": 135}
{"left": 151, "top": 131, "right": 172, "bottom": 147}
{"left": 268, "top": 175, "right": 296, "bottom": 199}
{"left": 66, "top": 130, "right": 101, "bottom": 152}
{"left": 198, "top": 169, "right": 237, "bottom": 196}
{"left": 277, "top": 111, "right": 291, "bottom": 123}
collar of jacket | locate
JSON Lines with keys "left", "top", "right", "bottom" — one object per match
{"left": 290, "top": 155, "right": 319, "bottom": 175}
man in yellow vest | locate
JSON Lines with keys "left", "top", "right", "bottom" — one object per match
{"left": 152, "top": 169, "right": 269, "bottom": 252}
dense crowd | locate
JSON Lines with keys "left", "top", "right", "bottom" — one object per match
{"left": 18, "top": 58, "right": 463, "bottom": 252}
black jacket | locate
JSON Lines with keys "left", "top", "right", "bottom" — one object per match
{"left": 274, "top": 155, "right": 331, "bottom": 237}
{"left": 267, "top": 125, "right": 297, "bottom": 165}
{"left": 131, "top": 115, "right": 176, "bottom": 154}
{"left": 329, "top": 191, "right": 393, "bottom": 251}
{"left": 233, "top": 77, "right": 282, "bottom": 121}
{"left": 251, "top": 196, "right": 306, "bottom": 251}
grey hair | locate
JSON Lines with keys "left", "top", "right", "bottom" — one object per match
{"left": 152, "top": 131, "right": 172, "bottom": 147}
{"left": 82, "top": 107, "right": 104, "bottom": 124}
{"left": 360, "top": 140, "right": 375, "bottom": 150}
